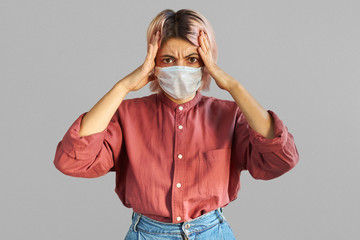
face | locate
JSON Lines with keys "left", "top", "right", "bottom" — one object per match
{"left": 155, "top": 38, "right": 204, "bottom": 68}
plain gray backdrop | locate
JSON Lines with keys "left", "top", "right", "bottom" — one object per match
{"left": 1, "top": 0, "right": 359, "bottom": 239}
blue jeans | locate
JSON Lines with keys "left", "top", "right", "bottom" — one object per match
{"left": 124, "top": 208, "right": 236, "bottom": 239}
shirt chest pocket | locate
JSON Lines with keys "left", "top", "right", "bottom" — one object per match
{"left": 198, "top": 148, "right": 232, "bottom": 196}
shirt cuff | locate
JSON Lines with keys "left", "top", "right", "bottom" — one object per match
{"left": 248, "top": 110, "right": 288, "bottom": 153}
{"left": 61, "top": 113, "right": 107, "bottom": 160}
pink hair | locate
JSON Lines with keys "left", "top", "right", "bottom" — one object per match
{"left": 146, "top": 9, "right": 218, "bottom": 92}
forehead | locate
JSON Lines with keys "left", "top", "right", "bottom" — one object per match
{"left": 158, "top": 38, "right": 198, "bottom": 55}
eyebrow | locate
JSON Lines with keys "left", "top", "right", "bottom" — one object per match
{"left": 160, "top": 53, "right": 199, "bottom": 58}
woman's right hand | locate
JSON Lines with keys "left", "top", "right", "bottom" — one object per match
{"left": 119, "top": 31, "right": 160, "bottom": 93}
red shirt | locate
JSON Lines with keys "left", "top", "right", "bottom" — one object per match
{"left": 54, "top": 91, "right": 299, "bottom": 223}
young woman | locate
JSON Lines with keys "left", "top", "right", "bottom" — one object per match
{"left": 54, "top": 9, "right": 299, "bottom": 239}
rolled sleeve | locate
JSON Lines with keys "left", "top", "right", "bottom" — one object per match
{"left": 234, "top": 110, "right": 299, "bottom": 180}
{"left": 248, "top": 111, "right": 288, "bottom": 153}
{"left": 61, "top": 113, "right": 107, "bottom": 160}
{"left": 54, "top": 110, "right": 123, "bottom": 178}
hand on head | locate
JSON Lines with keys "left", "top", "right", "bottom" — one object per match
{"left": 197, "top": 30, "right": 216, "bottom": 72}
{"left": 120, "top": 31, "right": 160, "bottom": 93}
{"left": 143, "top": 31, "right": 161, "bottom": 75}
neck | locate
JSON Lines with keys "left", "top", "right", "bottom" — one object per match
{"left": 163, "top": 91, "right": 196, "bottom": 104}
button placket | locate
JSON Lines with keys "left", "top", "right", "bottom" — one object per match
{"left": 172, "top": 105, "right": 186, "bottom": 223}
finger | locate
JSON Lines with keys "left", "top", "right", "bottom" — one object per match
{"left": 151, "top": 31, "right": 159, "bottom": 47}
{"left": 203, "top": 33, "right": 210, "bottom": 50}
{"left": 198, "top": 46, "right": 204, "bottom": 57}
{"left": 147, "top": 44, "right": 153, "bottom": 57}
{"left": 153, "top": 31, "right": 160, "bottom": 52}
{"left": 147, "top": 43, "right": 152, "bottom": 56}
{"left": 150, "top": 32, "right": 155, "bottom": 44}
{"left": 144, "top": 32, "right": 160, "bottom": 71}
{"left": 144, "top": 44, "right": 154, "bottom": 65}
{"left": 200, "top": 31, "right": 210, "bottom": 53}
{"left": 145, "top": 33, "right": 157, "bottom": 59}
{"left": 150, "top": 36, "right": 159, "bottom": 60}
{"left": 198, "top": 46, "right": 208, "bottom": 64}
{"left": 148, "top": 33, "right": 155, "bottom": 52}
{"left": 199, "top": 35, "right": 207, "bottom": 53}
{"left": 149, "top": 31, "right": 160, "bottom": 56}
{"left": 199, "top": 31, "right": 205, "bottom": 46}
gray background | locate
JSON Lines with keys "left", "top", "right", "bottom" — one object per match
{"left": 1, "top": 0, "right": 359, "bottom": 239}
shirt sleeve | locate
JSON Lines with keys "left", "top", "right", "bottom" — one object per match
{"left": 53, "top": 110, "right": 123, "bottom": 178}
{"left": 233, "top": 110, "right": 299, "bottom": 180}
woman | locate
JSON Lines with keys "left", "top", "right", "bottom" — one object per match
{"left": 54, "top": 9, "right": 299, "bottom": 239}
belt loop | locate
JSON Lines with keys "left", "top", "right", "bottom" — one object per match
{"left": 133, "top": 213, "right": 142, "bottom": 232}
{"left": 216, "top": 208, "right": 224, "bottom": 223}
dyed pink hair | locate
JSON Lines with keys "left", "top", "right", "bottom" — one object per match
{"left": 146, "top": 9, "right": 218, "bottom": 92}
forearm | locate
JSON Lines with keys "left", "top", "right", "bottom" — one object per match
{"left": 78, "top": 31, "right": 160, "bottom": 137}
{"left": 79, "top": 81, "right": 129, "bottom": 137}
{"left": 227, "top": 81, "right": 274, "bottom": 139}
{"left": 197, "top": 31, "right": 275, "bottom": 138}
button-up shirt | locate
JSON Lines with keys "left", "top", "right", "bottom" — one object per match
{"left": 54, "top": 91, "right": 299, "bottom": 223}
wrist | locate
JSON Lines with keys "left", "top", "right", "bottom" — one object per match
{"left": 113, "top": 80, "right": 131, "bottom": 95}
{"left": 226, "top": 80, "right": 243, "bottom": 94}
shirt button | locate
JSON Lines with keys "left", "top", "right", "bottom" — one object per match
{"left": 178, "top": 125, "right": 183, "bottom": 130}
{"left": 178, "top": 154, "right": 183, "bottom": 159}
{"left": 178, "top": 106, "right": 183, "bottom": 111}
{"left": 176, "top": 183, "right": 182, "bottom": 188}
{"left": 177, "top": 216, "right": 182, "bottom": 221}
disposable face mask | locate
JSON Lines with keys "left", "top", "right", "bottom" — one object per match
{"left": 154, "top": 66, "right": 203, "bottom": 100}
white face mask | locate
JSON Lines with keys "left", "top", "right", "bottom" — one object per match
{"left": 154, "top": 66, "right": 203, "bottom": 100}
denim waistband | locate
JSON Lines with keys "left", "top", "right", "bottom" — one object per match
{"left": 131, "top": 208, "right": 225, "bottom": 236}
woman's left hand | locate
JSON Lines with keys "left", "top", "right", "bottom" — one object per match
{"left": 197, "top": 30, "right": 239, "bottom": 91}
{"left": 198, "top": 30, "right": 275, "bottom": 138}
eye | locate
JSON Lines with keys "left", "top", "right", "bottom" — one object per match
{"left": 162, "top": 58, "right": 174, "bottom": 64}
{"left": 188, "top": 57, "right": 198, "bottom": 63}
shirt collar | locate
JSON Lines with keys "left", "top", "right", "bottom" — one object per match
{"left": 157, "top": 90, "right": 203, "bottom": 111}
